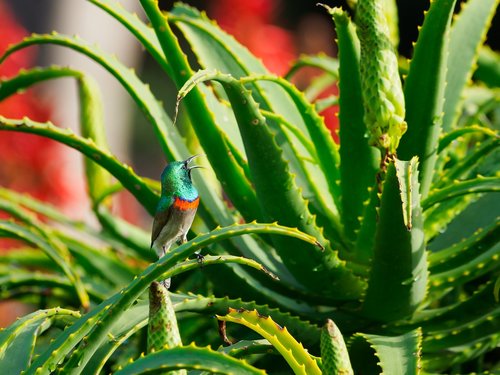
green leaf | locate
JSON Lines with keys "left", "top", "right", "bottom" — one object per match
{"left": 397, "top": 0, "right": 457, "bottom": 197}
{"left": 114, "top": 345, "right": 266, "bottom": 375}
{"left": 172, "top": 292, "right": 321, "bottom": 348}
{"left": 436, "top": 138, "right": 500, "bottom": 187}
{"left": 78, "top": 74, "right": 113, "bottom": 205}
{"left": 217, "top": 309, "right": 321, "bottom": 375}
{"left": 0, "top": 116, "right": 159, "bottom": 214}
{"left": 441, "top": 0, "right": 499, "bottom": 132}
{"left": 327, "top": 6, "right": 380, "bottom": 243}
{"left": 35, "top": 222, "right": 321, "bottom": 374}
{"left": 285, "top": 53, "right": 339, "bottom": 81}
{"left": 474, "top": 46, "right": 500, "bottom": 87}
{"left": 0, "top": 32, "right": 175, "bottom": 160}
{"left": 350, "top": 328, "right": 422, "bottom": 375}
{"left": 178, "top": 70, "right": 364, "bottom": 298}
{"left": 0, "top": 209, "right": 89, "bottom": 309}
{"left": 361, "top": 158, "right": 428, "bottom": 322}
{"left": 422, "top": 176, "right": 500, "bottom": 210}
{"left": 0, "top": 308, "right": 80, "bottom": 374}
{"left": 140, "top": 0, "right": 261, "bottom": 222}
{"left": 0, "top": 65, "right": 81, "bottom": 100}
{"left": 87, "top": 0, "right": 171, "bottom": 75}
{"left": 438, "top": 125, "right": 499, "bottom": 153}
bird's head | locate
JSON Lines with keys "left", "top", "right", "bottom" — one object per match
{"left": 160, "top": 155, "right": 203, "bottom": 193}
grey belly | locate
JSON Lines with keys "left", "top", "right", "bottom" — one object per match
{"left": 153, "top": 208, "right": 196, "bottom": 257}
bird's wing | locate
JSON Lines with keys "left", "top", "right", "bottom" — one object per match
{"left": 151, "top": 196, "right": 174, "bottom": 247}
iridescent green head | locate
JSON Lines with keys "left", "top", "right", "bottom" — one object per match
{"left": 160, "top": 155, "right": 201, "bottom": 198}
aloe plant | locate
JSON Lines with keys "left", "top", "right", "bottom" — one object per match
{"left": 0, "top": 0, "right": 499, "bottom": 373}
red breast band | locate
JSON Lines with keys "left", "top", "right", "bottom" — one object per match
{"left": 174, "top": 196, "right": 200, "bottom": 211}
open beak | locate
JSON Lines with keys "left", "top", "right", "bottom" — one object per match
{"left": 184, "top": 154, "right": 205, "bottom": 177}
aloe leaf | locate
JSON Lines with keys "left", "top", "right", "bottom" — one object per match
{"left": 285, "top": 54, "right": 339, "bottom": 80}
{"left": 36, "top": 223, "right": 320, "bottom": 374}
{"left": 169, "top": 4, "right": 330, "bottom": 207}
{"left": 422, "top": 176, "right": 500, "bottom": 210}
{"left": 95, "top": 204, "right": 153, "bottom": 261}
{"left": 424, "top": 195, "right": 475, "bottom": 241}
{"left": 423, "top": 306, "right": 500, "bottom": 352}
{"left": 0, "top": 248, "right": 54, "bottom": 270}
{"left": 0, "top": 272, "right": 107, "bottom": 302}
{"left": 114, "top": 345, "right": 266, "bottom": 375}
{"left": 0, "top": 205, "right": 89, "bottom": 309}
{"left": 416, "top": 281, "right": 497, "bottom": 331}
{"left": 0, "top": 66, "right": 81, "bottom": 100}
{"left": 361, "top": 158, "right": 428, "bottom": 322}
{"left": 320, "top": 319, "right": 353, "bottom": 375}
{"left": 429, "top": 241, "right": 500, "bottom": 292}
{"left": 0, "top": 187, "right": 79, "bottom": 225}
{"left": 217, "top": 309, "right": 322, "bottom": 375}
{"left": 437, "top": 138, "right": 500, "bottom": 187}
{"left": 78, "top": 74, "right": 114, "bottom": 205}
{"left": 217, "top": 339, "right": 275, "bottom": 358}
{"left": 0, "top": 308, "right": 80, "bottom": 374}
{"left": 474, "top": 46, "right": 500, "bottom": 87}
{"left": 349, "top": 328, "right": 422, "bottom": 375}
{"left": 57, "top": 230, "right": 137, "bottom": 288}
{"left": 441, "top": 0, "right": 499, "bottom": 133}
{"left": 240, "top": 74, "right": 343, "bottom": 225}
{"left": 0, "top": 30, "right": 237, "bottom": 233}
{"left": 438, "top": 125, "right": 499, "bottom": 153}
{"left": 0, "top": 32, "right": 177, "bottom": 159}
{"left": 0, "top": 116, "right": 159, "bottom": 214}
{"left": 397, "top": 0, "right": 456, "bottom": 198}
{"left": 428, "top": 220, "right": 499, "bottom": 273}
{"left": 172, "top": 292, "right": 321, "bottom": 347}
{"left": 140, "top": 0, "right": 261, "bottom": 222}
{"left": 327, "top": 6, "right": 380, "bottom": 243}
{"left": 87, "top": 0, "right": 171, "bottom": 75}
{"left": 179, "top": 70, "right": 364, "bottom": 298}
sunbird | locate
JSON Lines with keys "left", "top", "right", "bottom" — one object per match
{"left": 151, "top": 155, "right": 201, "bottom": 288}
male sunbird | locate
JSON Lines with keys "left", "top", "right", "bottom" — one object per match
{"left": 151, "top": 155, "right": 201, "bottom": 288}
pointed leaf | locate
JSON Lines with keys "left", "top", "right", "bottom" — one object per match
{"left": 217, "top": 308, "right": 322, "bottom": 375}
{"left": 361, "top": 158, "right": 428, "bottom": 322}
{"left": 328, "top": 6, "right": 380, "bottom": 243}
{"left": 397, "top": 0, "right": 457, "bottom": 197}
{"left": 114, "top": 345, "right": 266, "bottom": 375}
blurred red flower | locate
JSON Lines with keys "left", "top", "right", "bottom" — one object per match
{"left": 0, "top": 1, "right": 82, "bottom": 249}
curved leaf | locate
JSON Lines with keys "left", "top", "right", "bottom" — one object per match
{"left": 114, "top": 345, "right": 266, "bottom": 375}
{"left": 217, "top": 308, "right": 321, "bottom": 375}
{"left": 422, "top": 176, "right": 500, "bottom": 209}
{"left": 140, "top": 0, "right": 261, "bottom": 222}
{"left": 29, "top": 222, "right": 320, "bottom": 374}
{"left": 0, "top": 116, "right": 159, "bottom": 214}
{"left": 441, "top": 0, "right": 499, "bottom": 132}
{"left": 397, "top": 0, "right": 457, "bottom": 197}
{"left": 0, "top": 65, "right": 81, "bottom": 100}
{"left": 327, "top": 6, "right": 380, "bottom": 244}
{"left": 178, "top": 69, "right": 364, "bottom": 298}
{"left": 0, "top": 308, "right": 80, "bottom": 374}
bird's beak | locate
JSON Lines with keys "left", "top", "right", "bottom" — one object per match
{"left": 184, "top": 154, "right": 205, "bottom": 171}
